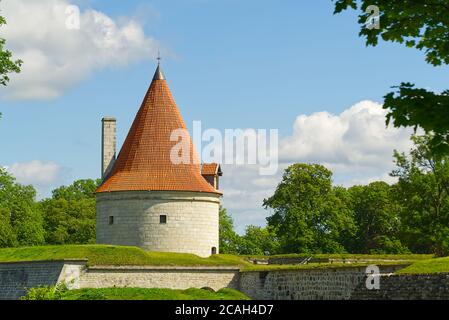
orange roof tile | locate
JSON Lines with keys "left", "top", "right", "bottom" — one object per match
{"left": 96, "top": 66, "right": 221, "bottom": 195}
{"left": 201, "top": 163, "right": 222, "bottom": 176}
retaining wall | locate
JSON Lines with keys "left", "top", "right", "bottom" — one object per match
{"left": 2, "top": 261, "right": 449, "bottom": 300}
{"left": 79, "top": 266, "right": 240, "bottom": 291}
{"left": 351, "top": 273, "right": 449, "bottom": 300}
{"left": 238, "top": 265, "right": 404, "bottom": 300}
{"left": 0, "top": 260, "right": 86, "bottom": 300}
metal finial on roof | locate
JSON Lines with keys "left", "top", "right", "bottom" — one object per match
{"left": 157, "top": 50, "right": 162, "bottom": 65}
{"left": 153, "top": 51, "right": 165, "bottom": 80}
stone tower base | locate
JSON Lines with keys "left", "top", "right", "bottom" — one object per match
{"left": 96, "top": 191, "right": 220, "bottom": 257}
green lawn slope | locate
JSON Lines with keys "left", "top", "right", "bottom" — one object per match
{"left": 241, "top": 261, "right": 414, "bottom": 272}
{"left": 21, "top": 286, "right": 250, "bottom": 300}
{"left": 0, "top": 245, "right": 248, "bottom": 267}
{"left": 0, "top": 245, "right": 438, "bottom": 272}
{"left": 396, "top": 256, "right": 449, "bottom": 275}
{"left": 245, "top": 253, "right": 433, "bottom": 261}
{"left": 62, "top": 288, "right": 250, "bottom": 300}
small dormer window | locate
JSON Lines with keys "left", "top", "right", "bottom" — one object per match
{"left": 201, "top": 163, "right": 222, "bottom": 190}
{"left": 160, "top": 215, "right": 167, "bottom": 224}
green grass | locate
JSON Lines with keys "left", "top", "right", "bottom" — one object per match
{"left": 0, "top": 245, "right": 249, "bottom": 267}
{"left": 21, "top": 286, "right": 250, "bottom": 300}
{"left": 241, "top": 253, "right": 432, "bottom": 272}
{"left": 396, "top": 256, "right": 449, "bottom": 275}
{"left": 0, "top": 245, "right": 435, "bottom": 272}
{"left": 245, "top": 253, "right": 433, "bottom": 261}
{"left": 60, "top": 287, "right": 250, "bottom": 300}
{"left": 241, "top": 261, "right": 413, "bottom": 272}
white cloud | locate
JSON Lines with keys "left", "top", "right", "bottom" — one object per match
{"left": 1, "top": 0, "right": 159, "bottom": 100}
{"left": 221, "top": 100, "right": 415, "bottom": 232}
{"left": 7, "top": 161, "right": 61, "bottom": 185}
{"left": 279, "top": 100, "right": 413, "bottom": 170}
{"left": 4, "top": 160, "right": 68, "bottom": 198}
{"left": 221, "top": 164, "right": 280, "bottom": 209}
{"left": 341, "top": 173, "right": 398, "bottom": 188}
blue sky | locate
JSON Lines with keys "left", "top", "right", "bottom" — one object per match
{"left": 1, "top": 0, "right": 448, "bottom": 231}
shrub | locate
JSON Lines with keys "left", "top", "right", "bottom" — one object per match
{"left": 21, "top": 283, "right": 68, "bottom": 300}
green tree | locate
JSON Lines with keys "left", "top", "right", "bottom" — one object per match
{"left": 333, "top": 0, "right": 449, "bottom": 156}
{"left": 347, "top": 182, "right": 407, "bottom": 254}
{"left": 13, "top": 206, "right": 46, "bottom": 246}
{"left": 218, "top": 207, "right": 241, "bottom": 254}
{"left": 264, "top": 164, "right": 355, "bottom": 254}
{"left": 0, "top": 168, "right": 45, "bottom": 246}
{"left": 392, "top": 134, "right": 449, "bottom": 256}
{"left": 0, "top": 11, "right": 23, "bottom": 119}
{"left": 0, "top": 207, "right": 17, "bottom": 247}
{"left": 239, "top": 225, "right": 279, "bottom": 255}
{"left": 51, "top": 179, "right": 101, "bottom": 201}
{"left": 0, "top": 12, "right": 21, "bottom": 86}
{"left": 40, "top": 179, "right": 99, "bottom": 245}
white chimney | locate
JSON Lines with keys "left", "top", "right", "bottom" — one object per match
{"left": 101, "top": 117, "right": 116, "bottom": 179}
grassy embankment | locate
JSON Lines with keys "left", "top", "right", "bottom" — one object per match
{"left": 396, "top": 256, "right": 449, "bottom": 274}
{"left": 0, "top": 245, "right": 441, "bottom": 272}
{"left": 244, "top": 253, "right": 433, "bottom": 261}
{"left": 22, "top": 287, "right": 250, "bottom": 300}
{"left": 241, "top": 253, "right": 433, "bottom": 271}
{"left": 0, "top": 245, "right": 248, "bottom": 267}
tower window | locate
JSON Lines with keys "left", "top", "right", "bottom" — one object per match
{"left": 109, "top": 216, "right": 114, "bottom": 225}
{"left": 160, "top": 215, "right": 167, "bottom": 224}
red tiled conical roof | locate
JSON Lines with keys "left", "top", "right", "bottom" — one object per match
{"left": 96, "top": 66, "right": 221, "bottom": 194}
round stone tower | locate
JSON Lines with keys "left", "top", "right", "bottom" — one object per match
{"left": 96, "top": 64, "right": 222, "bottom": 257}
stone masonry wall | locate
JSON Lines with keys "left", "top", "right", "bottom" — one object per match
{"left": 96, "top": 191, "right": 221, "bottom": 257}
{"left": 2, "top": 261, "right": 449, "bottom": 300}
{"left": 0, "top": 262, "right": 239, "bottom": 299}
{"left": 0, "top": 260, "right": 86, "bottom": 300}
{"left": 79, "top": 266, "right": 240, "bottom": 291}
{"left": 351, "top": 273, "right": 449, "bottom": 300}
{"left": 238, "top": 265, "right": 405, "bottom": 300}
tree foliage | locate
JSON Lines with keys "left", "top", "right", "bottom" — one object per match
{"left": 264, "top": 164, "right": 354, "bottom": 254}
{"left": 239, "top": 225, "right": 279, "bottom": 255}
{"left": 333, "top": 0, "right": 449, "bottom": 156}
{"left": 0, "top": 11, "right": 22, "bottom": 120}
{"left": 384, "top": 84, "right": 449, "bottom": 155}
{"left": 0, "top": 207, "right": 17, "bottom": 247}
{"left": 0, "top": 170, "right": 98, "bottom": 248}
{"left": 219, "top": 207, "right": 241, "bottom": 254}
{"left": 392, "top": 134, "right": 449, "bottom": 256}
{"left": 261, "top": 136, "right": 449, "bottom": 256}
{"left": 0, "top": 13, "right": 22, "bottom": 87}
{"left": 40, "top": 179, "right": 99, "bottom": 245}
{"left": 0, "top": 168, "right": 45, "bottom": 247}
{"left": 346, "top": 182, "right": 407, "bottom": 254}
{"left": 219, "top": 207, "right": 279, "bottom": 255}
{"left": 51, "top": 179, "right": 101, "bottom": 201}
{"left": 333, "top": 0, "right": 449, "bottom": 66}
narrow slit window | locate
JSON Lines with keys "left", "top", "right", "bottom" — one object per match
{"left": 160, "top": 215, "right": 167, "bottom": 224}
{"left": 109, "top": 216, "right": 114, "bottom": 225}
